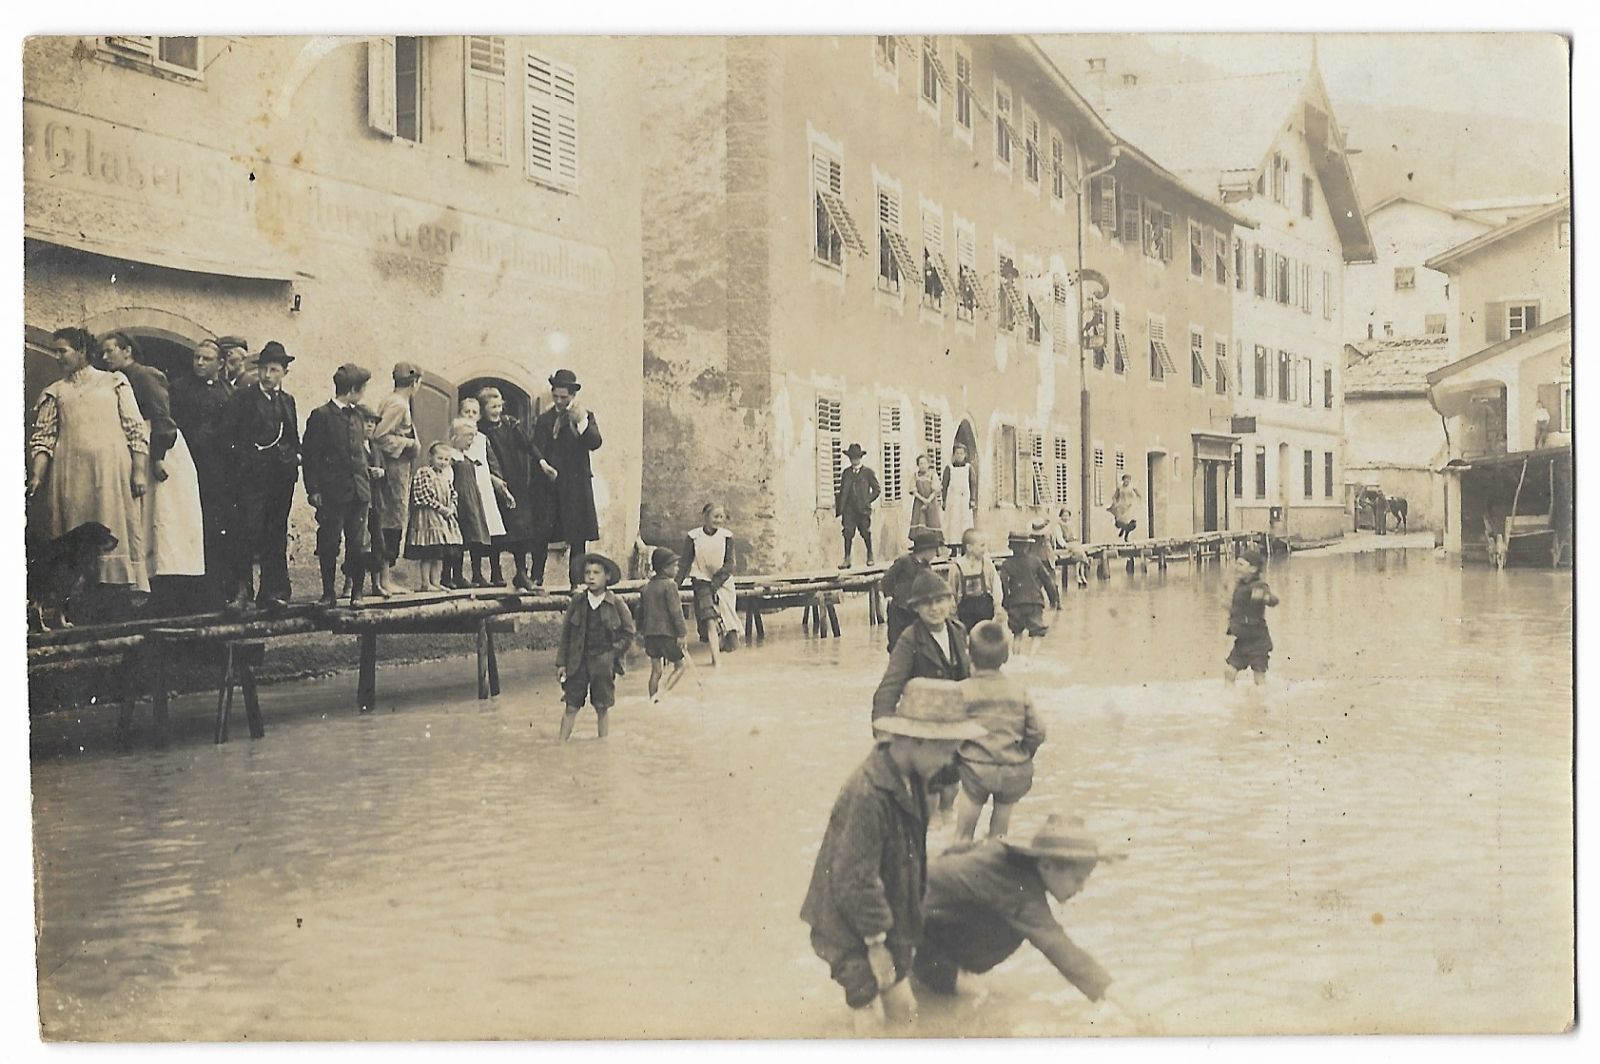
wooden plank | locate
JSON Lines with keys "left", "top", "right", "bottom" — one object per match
{"left": 213, "top": 643, "right": 235, "bottom": 745}
{"left": 486, "top": 629, "right": 500, "bottom": 697}
{"left": 357, "top": 633, "right": 377, "bottom": 713}
{"left": 475, "top": 620, "right": 490, "bottom": 700}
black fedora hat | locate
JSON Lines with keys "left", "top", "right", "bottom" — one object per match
{"left": 548, "top": 368, "right": 582, "bottom": 393}
{"left": 257, "top": 341, "right": 294, "bottom": 367}
{"left": 844, "top": 443, "right": 867, "bottom": 459}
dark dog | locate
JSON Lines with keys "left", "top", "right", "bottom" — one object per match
{"left": 27, "top": 522, "right": 118, "bottom": 631}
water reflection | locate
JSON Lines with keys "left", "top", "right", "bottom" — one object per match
{"left": 31, "top": 550, "right": 1573, "bottom": 1039}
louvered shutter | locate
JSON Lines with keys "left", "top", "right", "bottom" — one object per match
{"left": 527, "top": 52, "right": 578, "bottom": 191}
{"left": 1097, "top": 176, "right": 1117, "bottom": 232}
{"left": 106, "top": 35, "right": 157, "bottom": 58}
{"left": 816, "top": 397, "right": 843, "bottom": 507}
{"left": 464, "top": 36, "right": 509, "bottom": 165}
{"left": 368, "top": 37, "right": 398, "bottom": 137}
{"left": 1484, "top": 302, "right": 1506, "bottom": 343}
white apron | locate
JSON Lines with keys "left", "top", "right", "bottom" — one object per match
{"left": 943, "top": 462, "right": 976, "bottom": 546}
{"left": 687, "top": 526, "right": 739, "bottom": 635}
{"left": 465, "top": 433, "right": 507, "bottom": 538}
{"left": 146, "top": 428, "right": 207, "bottom": 577}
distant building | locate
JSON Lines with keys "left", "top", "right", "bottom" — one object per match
{"left": 639, "top": 35, "right": 1245, "bottom": 569}
{"left": 1344, "top": 196, "right": 1490, "bottom": 357}
{"left": 1342, "top": 336, "right": 1454, "bottom": 531}
{"left": 1083, "top": 64, "right": 1374, "bottom": 542}
{"left": 24, "top": 35, "right": 646, "bottom": 572}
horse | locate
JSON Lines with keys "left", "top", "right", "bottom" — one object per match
{"left": 1357, "top": 489, "right": 1409, "bottom": 533}
{"left": 1385, "top": 496, "right": 1409, "bottom": 532}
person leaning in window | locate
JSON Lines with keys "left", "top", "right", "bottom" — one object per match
{"left": 224, "top": 342, "right": 300, "bottom": 611}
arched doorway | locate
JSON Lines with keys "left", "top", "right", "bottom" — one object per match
{"left": 952, "top": 418, "right": 978, "bottom": 466}
{"left": 460, "top": 376, "right": 533, "bottom": 426}
{"left": 124, "top": 333, "right": 197, "bottom": 384}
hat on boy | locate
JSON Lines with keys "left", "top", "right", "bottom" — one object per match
{"left": 651, "top": 546, "right": 678, "bottom": 573}
{"left": 392, "top": 362, "right": 422, "bottom": 384}
{"left": 908, "top": 528, "right": 943, "bottom": 554}
{"left": 1238, "top": 548, "right": 1266, "bottom": 570}
{"left": 257, "top": 341, "right": 294, "bottom": 367}
{"left": 902, "top": 569, "right": 955, "bottom": 607}
{"left": 1028, "top": 518, "right": 1054, "bottom": 538}
{"left": 333, "top": 363, "right": 372, "bottom": 392}
{"left": 843, "top": 443, "right": 867, "bottom": 459}
{"left": 1001, "top": 813, "right": 1128, "bottom": 862}
{"left": 578, "top": 552, "right": 622, "bottom": 586}
{"left": 874, "top": 678, "right": 986, "bottom": 741}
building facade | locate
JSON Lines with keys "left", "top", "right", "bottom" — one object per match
{"left": 1341, "top": 336, "right": 1452, "bottom": 532}
{"left": 23, "top": 35, "right": 644, "bottom": 578}
{"left": 1344, "top": 196, "right": 1490, "bottom": 355}
{"left": 640, "top": 35, "right": 1241, "bottom": 569}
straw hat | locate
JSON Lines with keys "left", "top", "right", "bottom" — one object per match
{"left": 1001, "top": 814, "right": 1128, "bottom": 862}
{"left": 578, "top": 552, "right": 622, "bottom": 586}
{"left": 875, "top": 678, "right": 985, "bottom": 740}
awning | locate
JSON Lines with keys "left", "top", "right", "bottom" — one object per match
{"left": 815, "top": 190, "right": 869, "bottom": 258}
{"left": 1438, "top": 445, "right": 1572, "bottom": 473}
{"left": 26, "top": 225, "right": 312, "bottom": 283}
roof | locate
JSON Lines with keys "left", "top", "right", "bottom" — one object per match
{"left": 1086, "top": 68, "right": 1374, "bottom": 262}
{"left": 1424, "top": 196, "right": 1572, "bottom": 271}
{"left": 1426, "top": 313, "right": 1572, "bottom": 385}
{"left": 1343, "top": 337, "right": 1454, "bottom": 397}
{"left": 1365, "top": 195, "right": 1485, "bottom": 226}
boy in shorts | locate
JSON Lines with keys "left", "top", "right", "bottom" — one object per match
{"left": 1224, "top": 548, "right": 1279, "bottom": 687}
{"left": 555, "top": 552, "right": 635, "bottom": 740}
{"left": 954, "top": 620, "right": 1046, "bottom": 841}
{"left": 1000, "top": 529, "right": 1061, "bottom": 659}
{"left": 637, "top": 546, "right": 688, "bottom": 702}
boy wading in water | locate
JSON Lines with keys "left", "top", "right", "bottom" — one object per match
{"left": 637, "top": 546, "right": 688, "bottom": 702}
{"left": 999, "top": 529, "right": 1061, "bottom": 661}
{"left": 1223, "top": 548, "right": 1279, "bottom": 688}
{"left": 555, "top": 552, "right": 635, "bottom": 740}
{"left": 801, "top": 678, "right": 985, "bottom": 1035}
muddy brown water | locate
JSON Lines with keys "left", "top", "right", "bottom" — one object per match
{"left": 30, "top": 549, "right": 1573, "bottom": 1039}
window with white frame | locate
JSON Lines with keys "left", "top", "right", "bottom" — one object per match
{"left": 1322, "top": 269, "right": 1333, "bottom": 320}
{"left": 1215, "top": 228, "right": 1228, "bottom": 285}
{"left": 816, "top": 395, "right": 843, "bottom": 508}
{"left": 1234, "top": 237, "right": 1246, "bottom": 291}
{"left": 1323, "top": 363, "right": 1334, "bottom": 409}
{"left": 1148, "top": 315, "right": 1175, "bottom": 381}
{"left": 1053, "top": 436, "right": 1072, "bottom": 506}
{"left": 1278, "top": 350, "right": 1294, "bottom": 402}
{"left": 1189, "top": 221, "right": 1205, "bottom": 277}
{"left": 921, "top": 206, "right": 951, "bottom": 312}
{"left": 1023, "top": 108, "right": 1041, "bottom": 184}
{"left": 1303, "top": 358, "right": 1313, "bottom": 407}
{"left": 1050, "top": 135, "right": 1066, "bottom": 201}
{"left": 1114, "top": 447, "right": 1126, "bottom": 483}
{"left": 102, "top": 35, "right": 202, "bottom": 78}
{"left": 525, "top": 50, "right": 578, "bottom": 189}
{"left": 1214, "top": 338, "right": 1229, "bottom": 395}
{"left": 1093, "top": 446, "right": 1106, "bottom": 506}
{"left": 875, "top": 36, "right": 898, "bottom": 74}
{"left": 1303, "top": 449, "right": 1314, "bottom": 498}
{"left": 1394, "top": 266, "right": 1416, "bottom": 291}
{"left": 1254, "top": 345, "right": 1270, "bottom": 398}
{"left": 367, "top": 37, "right": 425, "bottom": 141}
{"left": 877, "top": 183, "right": 916, "bottom": 295}
{"left": 954, "top": 218, "right": 981, "bottom": 322}
{"left": 464, "top": 37, "right": 510, "bottom": 165}
{"left": 1253, "top": 244, "right": 1267, "bottom": 298}
{"left": 920, "top": 36, "right": 941, "bottom": 106}
{"left": 1324, "top": 452, "right": 1335, "bottom": 498}
{"left": 1300, "top": 262, "right": 1312, "bottom": 313}
{"left": 923, "top": 408, "right": 945, "bottom": 476}
{"left": 880, "top": 402, "right": 904, "bottom": 503}
{"left": 1233, "top": 445, "right": 1244, "bottom": 498}
{"left": 1508, "top": 302, "right": 1540, "bottom": 336}
{"left": 1275, "top": 253, "right": 1291, "bottom": 305}
{"left": 1119, "top": 187, "right": 1142, "bottom": 245}
{"left": 1144, "top": 201, "right": 1174, "bottom": 262}
{"left": 954, "top": 48, "right": 974, "bottom": 133}
{"left": 1190, "top": 328, "right": 1207, "bottom": 388}
{"left": 1425, "top": 313, "right": 1447, "bottom": 336}
{"left": 994, "top": 80, "right": 1014, "bottom": 168}
{"left": 812, "top": 146, "right": 866, "bottom": 266}
{"left": 1271, "top": 152, "right": 1287, "bottom": 204}
{"left": 1254, "top": 446, "right": 1268, "bottom": 499}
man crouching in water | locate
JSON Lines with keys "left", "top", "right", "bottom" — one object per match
{"left": 800, "top": 678, "right": 984, "bottom": 1035}
{"left": 913, "top": 815, "right": 1158, "bottom": 1033}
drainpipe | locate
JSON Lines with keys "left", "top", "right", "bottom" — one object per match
{"left": 1074, "top": 144, "right": 1121, "bottom": 543}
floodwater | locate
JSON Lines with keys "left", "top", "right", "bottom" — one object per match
{"left": 30, "top": 549, "right": 1573, "bottom": 1040}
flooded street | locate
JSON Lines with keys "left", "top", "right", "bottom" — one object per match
{"left": 30, "top": 550, "right": 1573, "bottom": 1040}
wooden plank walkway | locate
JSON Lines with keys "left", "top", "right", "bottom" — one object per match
{"left": 29, "top": 529, "right": 1268, "bottom": 745}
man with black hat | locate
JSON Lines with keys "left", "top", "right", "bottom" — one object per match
{"left": 530, "top": 368, "right": 603, "bottom": 589}
{"left": 224, "top": 340, "right": 299, "bottom": 609}
{"left": 880, "top": 528, "right": 945, "bottom": 651}
{"left": 374, "top": 363, "right": 423, "bottom": 593}
{"left": 302, "top": 363, "right": 375, "bottom": 606}
{"left": 914, "top": 815, "right": 1155, "bottom": 1032}
{"left": 835, "top": 443, "right": 881, "bottom": 569}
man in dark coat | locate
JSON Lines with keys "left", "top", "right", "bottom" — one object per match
{"left": 301, "top": 363, "right": 373, "bottom": 606}
{"left": 530, "top": 368, "right": 604, "bottom": 590}
{"left": 835, "top": 443, "right": 881, "bottom": 568}
{"left": 801, "top": 678, "right": 983, "bottom": 1034}
{"left": 477, "top": 386, "right": 556, "bottom": 591}
{"left": 224, "top": 341, "right": 300, "bottom": 610}
{"left": 171, "top": 339, "right": 236, "bottom": 607}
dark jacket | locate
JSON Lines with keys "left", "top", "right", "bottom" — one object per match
{"left": 301, "top": 400, "right": 372, "bottom": 507}
{"left": 636, "top": 574, "right": 688, "bottom": 639}
{"left": 555, "top": 588, "right": 635, "bottom": 670}
{"left": 1226, "top": 576, "right": 1277, "bottom": 640}
{"left": 170, "top": 373, "right": 233, "bottom": 470}
{"left": 871, "top": 617, "right": 972, "bottom": 722}
{"left": 880, "top": 554, "right": 931, "bottom": 606}
{"left": 800, "top": 744, "right": 930, "bottom": 958}
{"left": 531, "top": 406, "right": 604, "bottom": 543}
{"left": 1000, "top": 553, "right": 1061, "bottom": 610}
{"left": 226, "top": 383, "right": 300, "bottom": 476}
{"left": 922, "top": 842, "right": 1113, "bottom": 1000}
{"left": 119, "top": 362, "right": 178, "bottom": 460}
{"left": 479, "top": 416, "right": 547, "bottom": 542}
{"left": 835, "top": 464, "right": 882, "bottom": 517}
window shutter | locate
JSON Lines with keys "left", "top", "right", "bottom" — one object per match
{"left": 816, "top": 397, "right": 843, "bottom": 507}
{"left": 464, "top": 36, "right": 509, "bottom": 165}
{"left": 367, "top": 37, "right": 398, "bottom": 137}
{"left": 1484, "top": 302, "right": 1506, "bottom": 343}
{"left": 526, "top": 51, "right": 578, "bottom": 191}
{"left": 1097, "top": 176, "right": 1117, "bottom": 232}
{"left": 106, "top": 35, "right": 157, "bottom": 59}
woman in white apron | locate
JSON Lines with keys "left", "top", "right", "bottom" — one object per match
{"left": 941, "top": 442, "right": 979, "bottom": 553}
{"left": 679, "top": 502, "right": 740, "bottom": 662}
{"left": 454, "top": 414, "right": 511, "bottom": 585}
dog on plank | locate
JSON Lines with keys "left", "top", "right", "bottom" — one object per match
{"left": 27, "top": 521, "right": 119, "bottom": 631}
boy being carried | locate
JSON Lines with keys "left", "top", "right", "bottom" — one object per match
{"left": 954, "top": 621, "right": 1046, "bottom": 841}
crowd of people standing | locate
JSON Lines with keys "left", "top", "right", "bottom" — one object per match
{"left": 26, "top": 327, "right": 606, "bottom": 619}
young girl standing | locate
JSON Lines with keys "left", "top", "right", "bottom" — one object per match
{"left": 908, "top": 453, "right": 944, "bottom": 541}
{"left": 404, "top": 442, "right": 462, "bottom": 592}
{"left": 677, "top": 502, "right": 740, "bottom": 662}
{"left": 941, "top": 443, "right": 978, "bottom": 554}
{"left": 447, "top": 416, "right": 509, "bottom": 588}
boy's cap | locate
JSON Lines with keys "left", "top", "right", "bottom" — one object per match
{"left": 651, "top": 546, "right": 678, "bottom": 572}
{"left": 579, "top": 552, "right": 622, "bottom": 586}
{"left": 216, "top": 335, "right": 250, "bottom": 352}
{"left": 903, "top": 569, "right": 955, "bottom": 607}
{"left": 908, "top": 528, "right": 943, "bottom": 553}
{"left": 333, "top": 363, "right": 371, "bottom": 392}
{"left": 1239, "top": 548, "right": 1266, "bottom": 570}
{"left": 392, "top": 361, "right": 422, "bottom": 384}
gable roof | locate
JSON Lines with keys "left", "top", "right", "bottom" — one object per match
{"left": 1086, "top": 67, "right": 1373, "bottom": 262}
{"left": 1343, "top": 337, "right": 1454, "bottom": 397}
{"left": 1424, "top": 196, "right": 1572, "bottom": 272}
{"left": 1426, "top": 313, "right": 1572, "bottom": 384}
{"left": 1365, "top": 195, "right": 1486, "bottom": 226}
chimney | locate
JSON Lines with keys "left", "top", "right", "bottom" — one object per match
{"left": 1085, "top": 57, "right": 1108, "bottom": 106}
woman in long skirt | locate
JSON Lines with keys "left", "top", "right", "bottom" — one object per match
{"left": 941, "top": 442, "right": 978, "bottom": 553}
{"left": 908, "top": 453, "right": 944, "bottom": 541}
{"left": 677, "top": 502, "right": 740, "bottom": 662}
{"left": 27, "top": 327, "right": 151, "bottom": 596}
